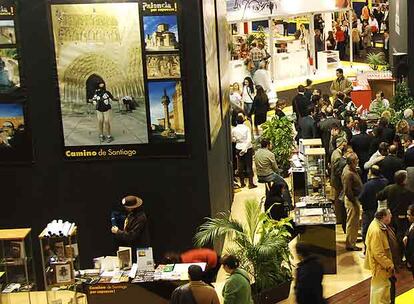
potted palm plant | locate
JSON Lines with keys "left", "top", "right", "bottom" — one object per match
{"left": 366, "top": 52, "right": 387, "bottom": 70}
{"left": 194, "top": 200, "right": 293, "bottom": 304}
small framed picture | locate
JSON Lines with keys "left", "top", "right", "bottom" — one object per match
{"left": 54, "top": 263, "right": 73, "bottom": 284}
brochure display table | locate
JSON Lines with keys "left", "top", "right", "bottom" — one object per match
{"left": 294, "top": 197, "right": 337, "bottom": 274}
{"left": 84, "top": 262, "right": 206, "bottom": 304}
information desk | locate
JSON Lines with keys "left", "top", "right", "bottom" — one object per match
{"left": 83, "top": 262, "right": 206, "bottom": 304}
{"left": 350, "top": 71, "right": 395, "bottom": 110}
{"left": 85, "top": 281, "right": 182, "bottom": 304}
{"left": 294, "top": 197, "right": 337, "bottom": 274}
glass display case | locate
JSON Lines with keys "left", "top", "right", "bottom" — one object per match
{"left": 39, "top": 225, "right": 86, "bottom": 304}
{"left": 304, "top": 148, "right": 326, "bottom": 197}
{"left": 0, "top": 228, "right": 36, "bottom": 304}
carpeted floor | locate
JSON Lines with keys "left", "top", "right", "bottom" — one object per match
{"left": 326, "top": 269, "right": 414, "bottom": 304}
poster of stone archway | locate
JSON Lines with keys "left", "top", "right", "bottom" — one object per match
{"left": 50, "top": 2, "right": 148, "bottom": 148}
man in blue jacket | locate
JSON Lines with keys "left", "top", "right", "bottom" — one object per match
{"left": 359, "top": 165, "right": 388, "bottom": 252}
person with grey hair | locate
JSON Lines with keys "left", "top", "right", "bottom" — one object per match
{"left": 365, "top": 208, "right": 394, "bottom": 304}
{"left": 342, "top": 153, "right": 363, "bottom": 251}
{"left": 404, "top": 108, "right": 414, "bottom": 127}
{"left": 377, "top": 170, "right": 414, "bottom": 260}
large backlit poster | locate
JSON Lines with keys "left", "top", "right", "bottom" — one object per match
{"left": 51, "top": 2, "right": 147, "bottom": 159}
{"left": 0, "top": 0, "right": 32, "bottom": 163}
{"left": 203, "top": 0, "right": 222, "bottom": 147}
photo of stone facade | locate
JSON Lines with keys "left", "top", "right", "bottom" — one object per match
{"left": 50, "top": 3, "right": 148, "bottom": 146}
{"left": 146, "top": 54, "right": 180, "bottom": 79}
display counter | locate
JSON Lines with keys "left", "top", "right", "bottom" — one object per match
{"left": 294, "top": 196, "right": 337, "bottom": 274}
{"left": 317, "top": 51, "right": 340, "bottom": 71}
{"left": 350, "top": 71, "right": 395, "bottom": 110}
{"left": 273, "top": 50, "right": 308, "bottom": 80}
{"left": 80, "top": 262, "right": 206, "bottom": 304}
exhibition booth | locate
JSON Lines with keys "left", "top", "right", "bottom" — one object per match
{"left": 227, "top": 0, "right": 357, "bottom": 89}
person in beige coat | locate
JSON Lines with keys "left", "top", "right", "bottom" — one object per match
{"left": 330, "top": 68, "right": 353, "bottom": 98}
{"left": 365, "top": 209, "right": 395, "bottom": 304}
{"left": 170, "top": 265, "right": 220, "bottom": 304}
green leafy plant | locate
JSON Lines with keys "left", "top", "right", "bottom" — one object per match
{"left": 366, "top": 52, "right": 387, "bottom": 70}
{"left": 246, "top": 26, "right": 267, "bottom": 48}
{"left": 392, "top": 81, "right": 414, "bottom": 113}
{"left": 194, "top": 199, "right": 292, "bottom": 294}
{"left": 261, "top": 116, "right": 295, "bottom": 175}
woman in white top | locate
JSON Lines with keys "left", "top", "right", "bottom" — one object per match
{"left": 231, "top": 113, "right": 256, "bottom": 188}
{"left": 241, "top": 77, "right": 255, "bottom": 116}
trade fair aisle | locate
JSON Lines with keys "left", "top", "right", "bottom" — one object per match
{"left": 218, "top": 183, "right": 371, "bottom": 303}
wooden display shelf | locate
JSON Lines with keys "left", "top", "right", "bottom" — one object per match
{"left": 0, "top": 229, "right": 31, "bottom": 241}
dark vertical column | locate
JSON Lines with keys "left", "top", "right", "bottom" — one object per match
{"left": 408, "top": 0, "right": 414, "bottom": 91}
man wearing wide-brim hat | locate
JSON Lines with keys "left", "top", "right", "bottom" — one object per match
{"left": 111, "top": 195, "right": 150, "bottom": 251}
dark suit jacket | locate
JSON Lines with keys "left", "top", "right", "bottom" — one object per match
{"left": 115, "top": 209, "right": 150, "bottom": 249}
{"left": 406, "top": 225, "right": 414, "bottom": 266}
{"left": 379, "top": 155, "right": 405, "bottom": 183}
{"left": 377, "top": 185, "right": 414, "bottom": 217}
{"left": 319, "top": 117, "right": 341, "bottom": 155}
{"left": 405, "top": 147, "right": 414, "bottom": 168}
{"left": 299, "top": 116, "right": 317, "bottom": 139}
{"left": 295, "top": 256, "right": 326, "bottom": 304}
{"left": 351, "top": 132, "right": 374, "bottom": 169}
{"left": 292, "top": 93, "right": 310, "bottom": 118}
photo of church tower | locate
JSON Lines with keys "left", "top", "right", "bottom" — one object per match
{"left": 148, "top": 80, "right": 184, "bottom": 142}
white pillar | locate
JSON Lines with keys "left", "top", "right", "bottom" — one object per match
{"left": 309, "top": 13, "right": 316, "bottom": 72}
{"left": 323, "top": 12, "right": 333, "bottom": 49}
{"left": 268, "top": 18, "right": 275, "bottom": 82}
{"left": 348, "top": 9, "right": 353, "bottom": 67}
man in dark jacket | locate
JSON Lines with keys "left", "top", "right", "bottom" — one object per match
{"left": 379, "top": 145, "right": 405, "bottom": 183}
{"left": 403, "top": 134, "right": 414, "bottom": 168}
{"left": 295, "top": 242, "right": 326, "bottom": 304}
{"left": 351, "top": 120, "right": 373, "bottom": 180}
{"left": 292, "top": 85, "right": 310, "bottom": 123}
{"left": 378, "top": 117, "right": 395, "bottom": 144}
{"left": 319, "top": 107, "right": 340, "bottom": 157}
{"left": 298, "top": 108, "right": 317, "bottom": 139}
{"left": 403, "top": 204, "right": 414, "bottom": 276}
{"left": 170, "top": 265, "right": 220, "bottom": 304}
{"left": 377, "top": 171, "right": 414, "bottom": 259}
{"left": 359, "top": 165, "right": 388, "bottom": 250}
{"left": 111, "top": 195, "right": 151, "bottom": 253}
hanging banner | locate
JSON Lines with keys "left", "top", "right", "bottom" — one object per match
{"left": 226, "top": 0, "right": 352, "bottom": 22}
